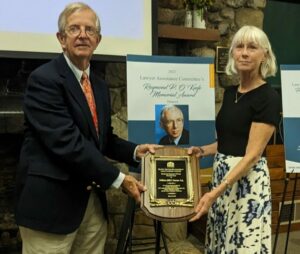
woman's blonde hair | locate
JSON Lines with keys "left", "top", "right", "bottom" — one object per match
{"left": 225, "top": 25, "right": 277, "bottom": 78}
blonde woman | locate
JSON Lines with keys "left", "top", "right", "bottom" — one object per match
{"left": 189, "top": 25, "right": 280, "bottom": 253}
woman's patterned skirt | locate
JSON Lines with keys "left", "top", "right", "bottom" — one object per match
{"left": 205, "top": 152, "right": 272, "bottom": 254}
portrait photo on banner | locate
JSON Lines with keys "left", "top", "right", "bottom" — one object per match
{"left": 155, "top": 104, "right": 190, "bottom": 146}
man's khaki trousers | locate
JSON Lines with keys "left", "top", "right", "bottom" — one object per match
{"left": 19, "top": 191, "right": 107, "bottom": 254}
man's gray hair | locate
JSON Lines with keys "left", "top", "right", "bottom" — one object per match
{"left": 58, "top": 2, "right": 101, "bottom": 35}
{"left": 160, "top": 105, "right": 184, "bottom": 124}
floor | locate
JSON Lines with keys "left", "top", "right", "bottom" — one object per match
{"left": 168, "top": 231, "right": 300, "bottom": 254}
{"left": 128, "top": 231, "right": 300, "bottom": 254}
{"left": 272, "top": 231, "right": 300, "bottom": 254}
{"left": 186, "top": 231, "right": 300, "bottom": 254}
{"left": 2, "top": 231, "right": 299, "bottom": 253}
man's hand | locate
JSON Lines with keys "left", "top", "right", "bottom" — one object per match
{"left": 121, "top": 175, "right": 146, "bottom": 203}
{"left": 135, "top": 144, "right": 162, "bottom": 160}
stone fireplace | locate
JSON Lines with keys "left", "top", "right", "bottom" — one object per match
{"left": 0, "top": 58, "right": 32, "bottom": 252}
{"left": 0, "top": 134, "right": 23, "bottom": 252}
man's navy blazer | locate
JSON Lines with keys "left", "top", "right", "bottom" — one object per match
{"left": 15, "top": 54, "right": 137, "bottom": 234}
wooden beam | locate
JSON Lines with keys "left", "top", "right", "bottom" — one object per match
{"left": 158, "top": 24, "right": 220, "bottom": 42}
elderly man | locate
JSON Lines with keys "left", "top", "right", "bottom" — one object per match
{"left": 15, "top": 2, "right": 159, "bottom": 254}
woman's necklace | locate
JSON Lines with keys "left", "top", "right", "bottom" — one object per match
{"left": 235, "top": 80, "right": 265, "bottom": 103}
{"left": 235, "top": 91, "right": 246, "bottom": 103}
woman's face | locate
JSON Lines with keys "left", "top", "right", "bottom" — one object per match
{"left": 232, "top": 41, "right": 266, "bottom": 75}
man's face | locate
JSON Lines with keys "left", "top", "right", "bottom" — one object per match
{"left": 161, "top": 109, "right": 184, "bottom": 139}
{"left": 57, "top": 9, "right": 101, "bottom": 64}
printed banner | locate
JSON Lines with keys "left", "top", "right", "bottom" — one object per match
{"left": 281, "top": 65, "right": 300, "bottom": 173}
{"left": 127, "top": 55, "right": 216, "bottom": 171}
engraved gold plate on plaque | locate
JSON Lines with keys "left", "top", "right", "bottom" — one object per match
{"left": 149, "top": 156, "right": 194, "bottom": 207}
{"left": 141, "top": 147, "right": 201, "bottom": 221}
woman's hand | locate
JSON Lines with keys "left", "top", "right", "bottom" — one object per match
{"left": 187, "top": 146, "right": 205, "bottom": 158}
{"left": 189, "top": 191, "right": 217, "bottom": 222}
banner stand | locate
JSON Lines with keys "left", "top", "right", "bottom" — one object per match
{"left": 272, "top": 173, "right": 299, "bottom": 254}
{"left": 115, "top": 197, "right": 169, "bottom": 254}
{"left": 275, "top": 65, "right": 300, "bottom": 253}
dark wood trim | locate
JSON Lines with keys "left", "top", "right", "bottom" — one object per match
{"left": 158, "top": 24, "right": 220, "bottom": 41}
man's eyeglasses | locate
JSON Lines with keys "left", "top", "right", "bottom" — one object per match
{"left": 65, "top": 25, "right": 98, "bottom": 37}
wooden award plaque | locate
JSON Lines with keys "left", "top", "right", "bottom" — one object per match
{"left": 141, "top": 147, "right": 201, "bottom": 221}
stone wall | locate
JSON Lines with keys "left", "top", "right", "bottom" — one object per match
{"left": 158, "top": 0, "right": 266, "bottom": 112}
{"left": 0, "top": 0, "right": 268, "bottom": 253}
